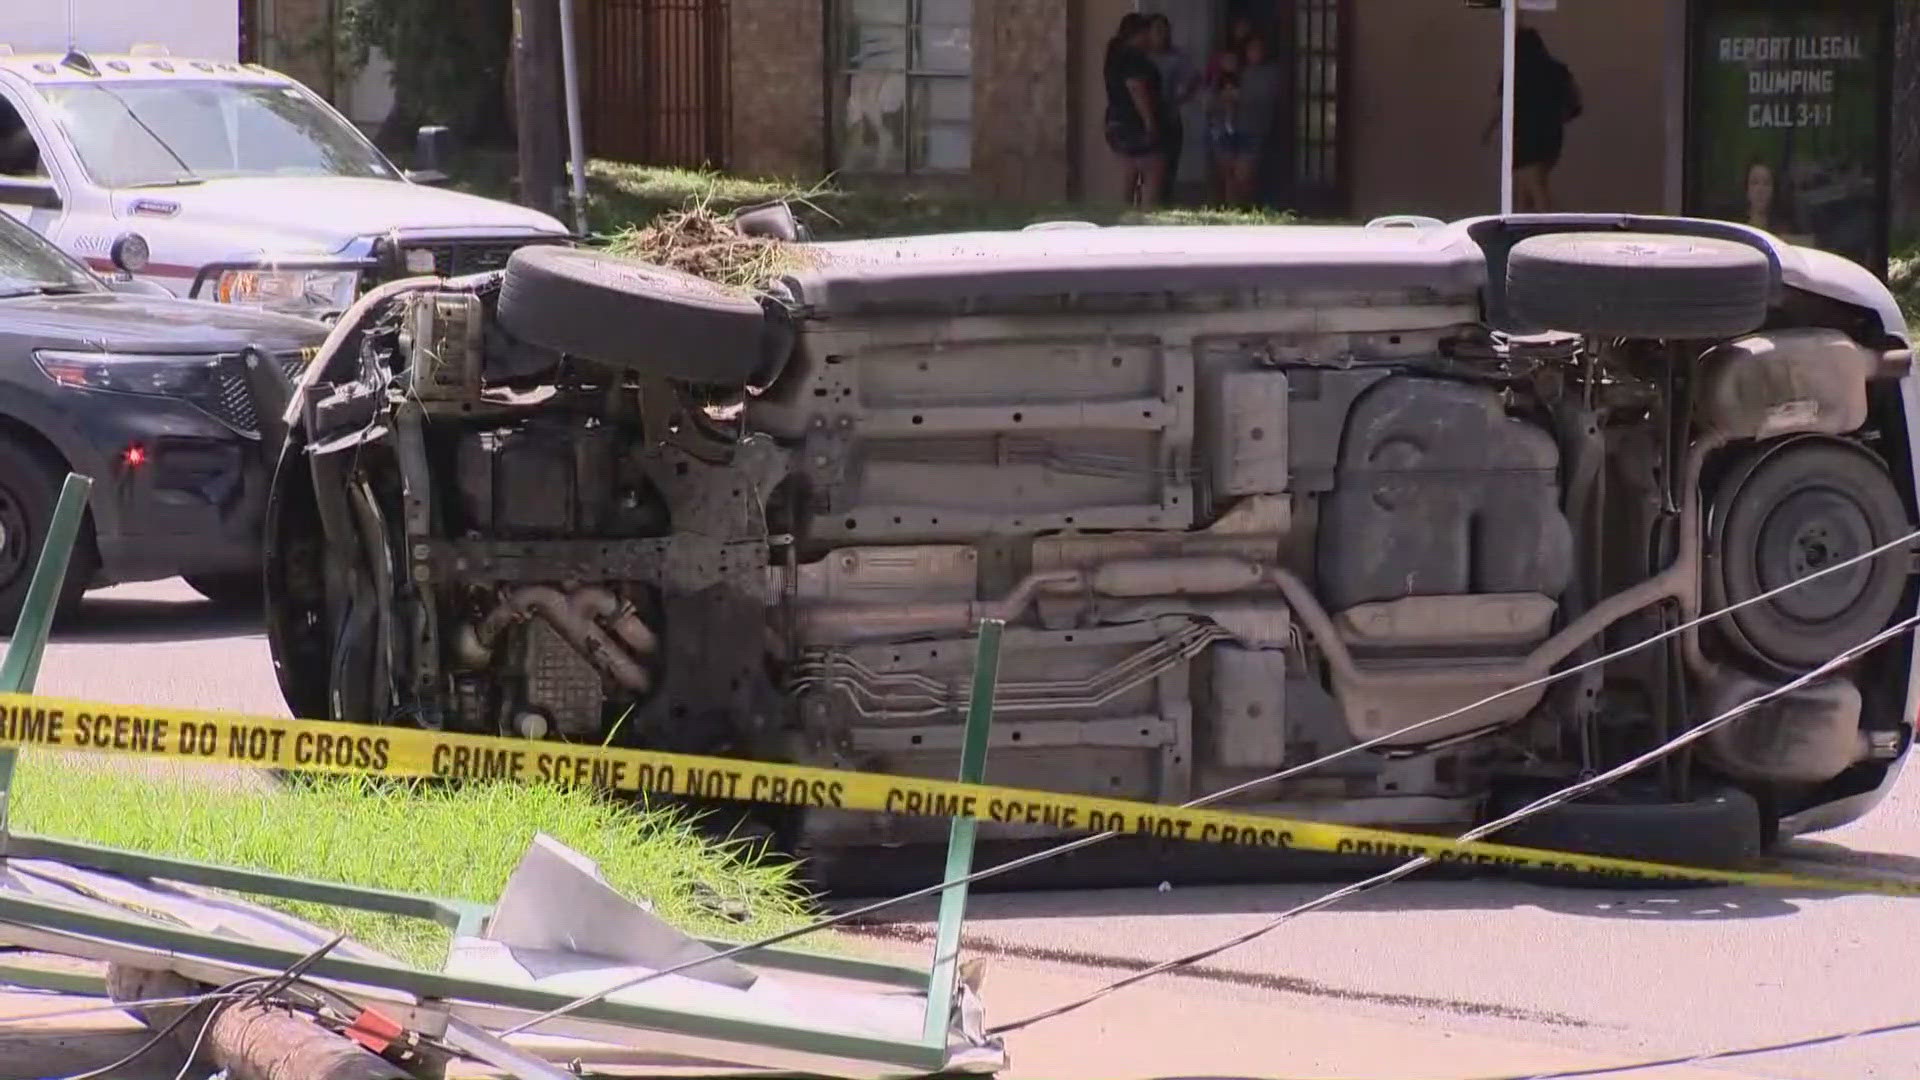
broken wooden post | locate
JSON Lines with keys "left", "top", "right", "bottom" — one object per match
{"left": 208, "top": 1002, "right": 410, "bottom": 1080}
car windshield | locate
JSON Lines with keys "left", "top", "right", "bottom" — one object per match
{"left": 38, "top": 80, "right": 395, "bottom": 188}
{"left": 0, "top": 214, "right": 99, "bottom": 298}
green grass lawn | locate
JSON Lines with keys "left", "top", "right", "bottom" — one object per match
{"left": 450, "top": 150, "right": 1299, "bottom": 240}
{"left": 11, "top": 753, "right": 814, "bottom": 969}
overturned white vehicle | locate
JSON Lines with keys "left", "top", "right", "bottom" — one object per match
{"left": 263, "top": 213, "right": 1920, "bottom": 888}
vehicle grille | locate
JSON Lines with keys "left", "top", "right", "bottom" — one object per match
{"left": 202, "top": 350, "right": 312, "bottom": 435}
{"left": 205, "top": 370, "right": 259, "bottom": 434}
{"left": 406, "top": 238, "right": 543, "bottom": 278}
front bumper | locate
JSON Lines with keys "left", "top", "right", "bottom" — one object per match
{"left": 96, "top": 424, "right": 270, "bottom": 584}
{"left": 14, "top": 353, "right": 300, "bottom": 587}
{"left": 82, "top": 396, "right": 276, "bottom": 586}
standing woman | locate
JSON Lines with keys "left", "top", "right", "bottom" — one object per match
{"left": 1104, "top": 13, "right": 1167, "bottom": 207}
{"left": 1146, "top": 13, "right": 1200, "bottom": 205}
{"left": 1505, "top": 27, "right": 1582, "bottom": 212}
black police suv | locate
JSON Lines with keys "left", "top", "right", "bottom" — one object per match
{"left": 0, "top": 211, "right": 326, "bottom": 621}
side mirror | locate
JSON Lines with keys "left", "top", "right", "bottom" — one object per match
{"left": 406, "top": 125, "right": 455, "bottom": 186}
{"left": 0, "top": 178, "right": 61, "bottom": 211}
{"left": 733, "top": 201, "right": 806, "bottom": 243}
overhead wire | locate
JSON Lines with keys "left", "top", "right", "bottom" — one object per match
{"left": 499, "top": 523, "right": 1920, "bottom": 1037}
{"left": 986, "top": 612, "right": 1920, "bottom": 1035}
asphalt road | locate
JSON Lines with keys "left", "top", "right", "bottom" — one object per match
{"left": 21, "top": 579, "right": 1920, "bottom": 1078}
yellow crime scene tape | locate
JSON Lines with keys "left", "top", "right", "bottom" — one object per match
{"left": 0, "top": 689, "right": 1914, "bottom": 898}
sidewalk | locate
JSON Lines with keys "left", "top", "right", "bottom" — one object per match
{"left": 980, "top": 959, "right": 1753, "bottom": 1080}
{"left": 0, "top": 965, "right": 1760, "bottom": 1080}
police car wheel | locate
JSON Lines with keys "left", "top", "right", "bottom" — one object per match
{"left": 1506, "top": 232, "right": 1773, "bottom": 340}
{"left": 1484, "top": 777, "right": 1764, "bottom": 887}
{"left": 497, "top": 246, "right": 792, "bottom": 386}
{"left": 0, "top": 435, "right": 93, "bottom": 628}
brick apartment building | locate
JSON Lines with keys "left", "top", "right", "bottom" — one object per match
{"left": 729, "top": 0, "right": 1692, "bottom": 220}
{"left": 249, "top": 0, "right": 1896, "bottom": 256}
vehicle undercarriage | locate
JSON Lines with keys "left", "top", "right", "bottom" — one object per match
{"left": 264, "top": 214, "right": 1920, "bottom": 889}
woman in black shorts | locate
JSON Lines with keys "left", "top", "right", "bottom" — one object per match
{"left": 1510, "top": 27, "right": 1581, "bottom": 212}
{"left": 1104, "top": 13, "right": 1167, "bottom": 207}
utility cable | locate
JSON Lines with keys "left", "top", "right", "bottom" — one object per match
{"left": 500, "top": 525, "right": 1920, "bottom": 1038}
{"left": 42, "top": 976, "right": 269, "bottom": 1080}
{"left": 43, "top": 934, "right": 347, "bottom": 1080}
{"left": 0, "top": 991, "right": 256, "bottom": 1029}
{"left": 986, "top": 612, "right": 1920, "bottom": 1035}
{"left": 170, "top": 1001, "right": 222, "bottom": 1080}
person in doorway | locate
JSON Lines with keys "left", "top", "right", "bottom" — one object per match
{"left": 1206, "top": 48, "right": 1244, "bottom": 206}
{"left": 1483, "top": 26, "right": 1582, "bottom": 212}
{"left": 1146, "top": 13, "right": 1200, "bottom": 205}
{"left": 1206, "top": 14, "right": 1256, "bottom": 87}
{"left": 1104, "top": 13, "right": 1167, "bottom": 208}
{"left": 1226, "top": 34, "right": 1281, "bottom": 207}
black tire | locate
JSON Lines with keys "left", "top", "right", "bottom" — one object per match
{"left": 1506, "top": 231, "right": 1772, "bottom": 340}
{"left": 0, "top": 435, "right": 92, "bottom": 629}
{"left": 1486, "top": 779, "right": 1764, "bottom": 886}
{"left": 497, "top": 245, "right": 789, "bottom": 385}
{"left": 1707, "top": 440, "right": 1911, "bottom": 673}
{"left": 186, "top": 571, "right": 263, "bottom": 610}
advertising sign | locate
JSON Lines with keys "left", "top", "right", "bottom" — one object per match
{"left": 1688, "top": 0, "right": 1892, "bottom": 273}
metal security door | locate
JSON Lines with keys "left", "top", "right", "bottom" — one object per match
{"left": 584, "top": 0, "right": 732, "bottom": 168}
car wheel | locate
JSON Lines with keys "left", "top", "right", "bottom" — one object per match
{"left": 0, "top": 435, "right": 93, "bottom": 630}
{"left": 1706, "top": 440, "right": 1911, "bottom": 674}
{"left": 1485, "top": 778, "right": 1764, "bottom": 885}
{"left": 497, "top": 245, "right": 792, "bottom": 386}
{"left": 185, "top": 571, "right": 263, "bottom": 610}
{"left": 1506, "top": 231, "right": 1772, "bottom": 340}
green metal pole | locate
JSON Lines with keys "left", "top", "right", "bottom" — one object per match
{"left": 0, "top": 474, "right": 93, "bottom": 833}
{"left": 921, "top": 617, "right": 1002, "bottom": 1047}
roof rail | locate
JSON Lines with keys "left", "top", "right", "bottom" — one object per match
{"left": 129, "top": 43, "right": 171, "bottom": 57}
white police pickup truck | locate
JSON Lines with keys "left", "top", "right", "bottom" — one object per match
{"left": 0, "top": 48, "right": 569, "bottom": 321}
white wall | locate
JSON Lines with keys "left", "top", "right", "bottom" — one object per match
{"left": 3, "top": 0, "right": 237, "bottom": 61}
{"left": 343, "top": 48, "right": 397, "bottom": 128}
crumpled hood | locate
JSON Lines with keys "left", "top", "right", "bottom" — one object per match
{"left": 116, "top": 177, "right": 568, "bottom": 255}
{"left": 0, "top": 293, "right": 327, "bottom": 353}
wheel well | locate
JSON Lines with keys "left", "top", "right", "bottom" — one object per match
{"left": 0, "top": 414, "right": 102, "bottom": 575}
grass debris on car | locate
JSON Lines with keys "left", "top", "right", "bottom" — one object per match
{"left": 603, "top": 204, "right": 815, "bottom": 294}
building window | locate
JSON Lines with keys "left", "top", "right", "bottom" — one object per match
{"left": 1292, "top": 0, "right": 1342, "bottom": 197}
{"left": 834, "top": 0, "right": 973, "bottom": 174}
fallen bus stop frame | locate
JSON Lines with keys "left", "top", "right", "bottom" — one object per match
{"left": 0, "top": 474, "right": 1009, "bottom": 1079}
